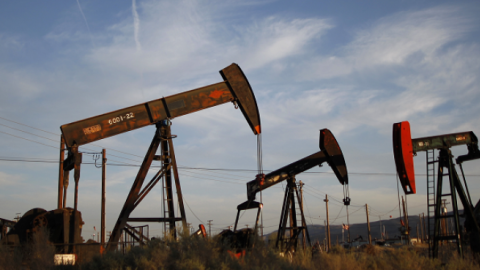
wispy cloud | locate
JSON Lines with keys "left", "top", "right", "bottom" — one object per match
{"left": 132, "top": 0, "right": 142, "bottom": 52}
{"left": 76, "top": 0, "right": 95, "bottom": 47}
{"left": 0, "top": 171, "right": 23, "bottom": 186}
{"left": 346, "top": 6, "right": 472, "bottom": 66}
{"left": 237, "top": 17, "right": 333, "bottom": 70}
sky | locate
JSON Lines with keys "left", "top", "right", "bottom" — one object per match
{"left": 1, "top": 0, "right": 480, "bottom": 241}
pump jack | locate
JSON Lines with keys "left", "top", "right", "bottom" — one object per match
{"left": 58, "top": 63, "right": 261, "bottom": 252}
{"left": 229, "top": 129, "right": 349, "bottom": 254}
{"left": 393, "top": 121, "right": 480, "bottom": 258}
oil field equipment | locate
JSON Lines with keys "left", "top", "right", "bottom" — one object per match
{"left": 1, "top": 208, "right": 84, "bottom": 254}
{"left": 230, "top": 129, "right": 349, "bottom": 255}
{"left": 393, "top": 121, "right": 480, "bottom": 258}
{"left": 60, "top": 63, "right": 261, "bottom": 252}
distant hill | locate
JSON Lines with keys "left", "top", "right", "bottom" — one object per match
{"left": 265, "top": 213, "right": 466, "bottom": 244}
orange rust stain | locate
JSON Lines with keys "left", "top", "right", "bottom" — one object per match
{"left": 209, "top": 89, "right": 227, "bottom": 99}
{"left": 202, "top": 99, "right": 217, "bottom": 107}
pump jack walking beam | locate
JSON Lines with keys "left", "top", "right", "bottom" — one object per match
{"left": 60, "top": 63, "right": 261, "bottom": 149}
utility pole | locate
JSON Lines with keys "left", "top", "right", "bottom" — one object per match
{"left": 401, "top": 196, "right": 410, "bottom": 244}
{"left": 422, "top": 213, "right": 427, "bottom": 242}
{"left": 366, "top": 204, "right": 372, "bottom": 244}
{"left": 419, "top": 214, "right": 424, "bottom": 243}
{"left": 324, "top": 220, "right": 327, "bottom": 252}
{"left": 207, "top": 220, "right": 213, "bottom": 238}
{"left": 324, "top": 195, "right": 331, "bottom": 250}
{"left": 299, "top": 181, "right": 306, "bottom": 250}
{"left": 101, "top": 149, "right": 106, "bottom": 246}
{"left": 417, "top": 224, "right": 420, "bottom": 243}
{"left": 379, "top": 215, "right": 382, "bottom": 240}
{"left": 57, "top": 136, "right": 65, "bottom": 209}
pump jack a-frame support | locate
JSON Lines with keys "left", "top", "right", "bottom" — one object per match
{"left": 276, "top": 176, "right": 311, "bottom": 253}
{"left": 430, "top": 148, "right": 467, "bottom": 257}
{"left": 106, "top": 121, "right": 187, "bottom": 251}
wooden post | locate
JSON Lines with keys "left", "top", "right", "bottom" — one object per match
{"left": 417, "top": 224, "right": 420, "bottom": 244}
{"left": 325, "top": 195, "right": 331, "bottom": 250}
{"left": 57, "top": 136, "right": 65, "bottom": 209}
{"left": 366, "top": 204, "right": 372, "bottom": 244}
{"left": 300, "top": 181, "right": 306, "bottom": 250}
{"left": 422, "top": 213, "right": 427, "bottom": 242}
{"left": 419, "top": 214, "right": 423, "bottom": 243}
{"left": 208, "top": 220, "right": 213, "bottom": 238}
{"left": 324, "top": 220, "right": 327, "bottom": 251}
{"left": 101, "top": 149, "right": 106, "bottom": 246}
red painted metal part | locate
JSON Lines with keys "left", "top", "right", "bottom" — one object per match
{"left": 199, "top": 224, "right": 207, "bottom": 238}
{"left": 392, "top": 121, "right": 416, "bottom": 194}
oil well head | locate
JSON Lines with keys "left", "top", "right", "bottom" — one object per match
{"left": 1, "top": 208, "right": 84, "bottom": 253}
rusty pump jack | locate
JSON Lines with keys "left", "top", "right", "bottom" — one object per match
{"left": 393, "top": 121, "right": 480, "bottom": 258}
{"left": 232, "top": 129, "right": 349, "bottom": 254}
{"left": 60, "top": 63, "right": 261, "bottom": 251}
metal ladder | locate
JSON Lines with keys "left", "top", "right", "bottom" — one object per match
{"left": 426, "top": 149, "right": 436, "bottom": 257}
{"left": 431, "top": 149, "right": 463, "bottom": 258}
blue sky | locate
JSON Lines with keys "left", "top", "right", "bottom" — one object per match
{"left": 1, "top": 0, "right": 480, "bottom": 240}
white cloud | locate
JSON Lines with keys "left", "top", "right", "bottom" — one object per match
{"left": 132, "top": 0, "right": 142, "bottom": 53}
{"left": 347, "top": 6, "right": 472, "bottom": 66}
{"left": 237, "top": 17, "right": 333, "bottom": 69}
{"left": 0, "top": 33, "right": 23, "bottom": 49}
{"left": 299, "top": 5, "right": 475, "bottom": 81}
{"left": 0, "top": 171, "right": 23, "bottom": 186}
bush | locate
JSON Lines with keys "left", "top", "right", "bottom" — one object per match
{"left": 3, "top": 233, "right": 480, "bottom": 269}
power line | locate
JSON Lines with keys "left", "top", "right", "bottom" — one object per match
{"left": 0, "top": 130, "right": 59, "bottom": 149}
{"left": 0, "top": 116, "right": 146, "bottom": 160}
{"left": 2, "top": 125, "right": 480, "bottom": 178}
{"left": 0, "top": 116, "right": 59, "bottom": 136}
{"left": 0, "top": 122, "right": 59, "bottom": 143}
{"left": 183, "top": 198, "right": 205, "bottom": 224}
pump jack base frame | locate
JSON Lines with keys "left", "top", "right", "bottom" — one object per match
{"left": 106, "top": 121, "right": 187, "bottom": 251}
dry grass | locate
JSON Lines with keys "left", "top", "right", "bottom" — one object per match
{"left": 1, "top": 233, "right": 480, "bottom": 270}
{"left": 0, "top": 227, "right": 55, "bottom": 270}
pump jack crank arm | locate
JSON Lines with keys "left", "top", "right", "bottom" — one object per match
{"left": 61, "top": 63, "right": 261, "bottom": 148}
